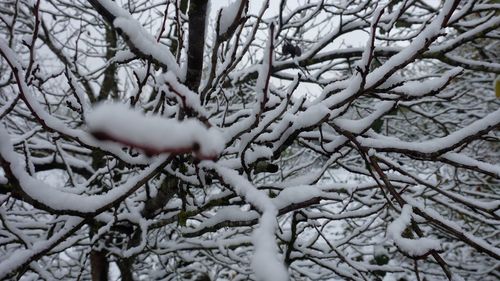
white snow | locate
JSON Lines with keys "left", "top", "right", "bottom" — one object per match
{"left": 391, "top": 67, "right": 463, "bottom": 97}
{"left": 359, "top": 108, "right": 500, "bottom": 154}
{"left": 183, "top": 206, "right": 259, "bottom": 235}
{"left": 208, "top": 163, "right": 289, "bottom": 281}
{"left": 0, "top": 126, "right": 168, "bottom": 214}
{"left": 113, "top": 17, "right": 180, "bottom": 75}
{"left": 86, "top": 102, "right": 224, "bottom": 158}
{"left": 218, "top": 0, "right": 243, "bottom": 34}
{"left": 333, "top": 101, "right": 395, "bottom": 134}
{"left": 0, "top": 217, "right": 84, "bottom": 280}
{"left": 161, "top": 71, "right": 209, "bottom": 118}
{"left": 373, "top": 244, "right": 388, "bottom": 257}
{"left": 0, "top": 37, "right": 152, "bottom": 165}
{"left": 443, "top": 152, "right": 500, "bottom": 179}
{"left": 387, "top": 205, "right": 441, "bottom": 257}
{"left": 404, "top": 195, "right": 500, "bottom": 258}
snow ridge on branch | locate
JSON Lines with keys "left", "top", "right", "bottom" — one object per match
{"left": 387, "top": 205, "right": 441, "bottom": 258}
{"left": 86, "top": 103, "right": 224, "bottom": 159}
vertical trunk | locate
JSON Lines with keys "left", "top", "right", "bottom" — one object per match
{"left": 186, "top": 0, "right": 208, "bottom": 92}
{"left": 116, "top": 258, "right": 134, "bottom": 281}
{"left": 89, "top": 20, "right": 117, "bottom": 281}
{"left": 90, "top": 250, "right": 109, "bottom": 281}
{"left": 97, "top": 23, "right": 118, "bottom": 101}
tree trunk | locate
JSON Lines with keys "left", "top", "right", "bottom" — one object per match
{"left": 90, "top": 250, "right": 109, "bottom": 281}
{"left": 116, "top": 257, "right": 134, "bottom": 281}
{"left": 186, "top": 0, "right": 208, "bottom": 92}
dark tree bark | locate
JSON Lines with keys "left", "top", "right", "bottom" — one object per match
{"left": 90, "top": 250, "right": 109, "bottom": 281}
{"left": 117, "top": 258, "right": 134, "bottom": 281}
{"left": 186, "top": 0, "right": 208, "bottom": 92}
{"left": 97, "top": 24, "right": 118, "bottom": 101}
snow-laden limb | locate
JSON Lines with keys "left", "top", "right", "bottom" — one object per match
{"left": 113, "top": 17, "right": 181, "bottom": 75}
{"left": 0, "top": 37, "right": 150, "bottom": 165}
{"left": 0, "top": 217, "right": 84, "bottom": 280}
{"left": 86, "top": 102, "right": 224, "bottom": 159}
{"left": 88, "top": 0, "right": 181, "bottom": 76}
{"left": 363, "top": 0, "right": 459, "bottom": 90}
{"left": 262, "top": 0, "right": 461, "bottom": 154}
{"left": 218, "top": 0, "right": 244, "bottom": 35}
{"left": 387, "top": 205, "right": 441, "bottom": 258}
{"left": 441, "top": 152, "right": 500, "bottom": 178}
{"left": 66, "top": 70, "right": 90, "bottom": 113}
{"left": 0, "top": 95, "right": 19, "bottom": 119}
{"left": 0, "top": 126, "right": 168, "bottom": 216}
{"left": 441, "top": 54, "right": 500, "bottom": 73}
{"left": 160, "top": 71, "right": 209, "bottom": 118}
{"left": 181, "top": 184, "right": 330, "bottom": 238}
{"left": 359, "top": 108, "right": 500, "bottom": 156}
{"left": 333, "top": 101, "right": 395, "bottom": 134}
{"left": 272, "top": 185, "right": 324, "bottom": 209}
{"left": 403, "top": 196, "right": 500, "bottom": 259}
{"left": 182, "top": 206, "right": 259, "bottom": 236}
{"left": 430, "top": 14, "right": 500, "bottom": 54}
{"left": 208, "top": 163, "right": 289, "bottom": 281}
{"left": 390, "top": 67, "right": 463, "bottom": 98}
{"left": 222, "top": 23, "right": 274, "bottom": 146}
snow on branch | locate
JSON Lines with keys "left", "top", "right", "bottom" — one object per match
{"left": 441, "top": 152, "right": 500, "bottom": 178}
{"left": 359, "top": 108, "right": 500, "bottom": 156}
{"left": 113, "top": 17, "right": 181, "bottom": 76}
{"left": 364, "top": 0, "right": 460, "bottom": 90}
{"left": 0, "top": 38, "right": 149, "bottom": 165}
{"left": 0, "top": 217, "right": 84, "bottom": 280}
{"left": 218, "top": 0, "right": 245, "bottom": 35}
{"left": 86, "top": 103, "right": 224, "bottom": 159}
{"left": 0, "top": 126, "right": 168, "bottom": 216}
{"left": 403, "top": 196, "right": 500, "bottom": 259}
{"left": 387, "top": 205, "right": 441, "bottom": 258}
{"left": 88, "top": 0, "right": 181, "bottom": 76}
{"left": 390, "top": 67, "right": 463, "bottom": 98}
{"left": 208, "top": 163, "right": 289, "bottom": 281}
{"left": 161, "top": 71, "right": 209, "bottom": 119}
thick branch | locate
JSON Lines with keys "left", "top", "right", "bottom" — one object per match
{"left": 186, "top": 0, "right": 208, "bottom": 91}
